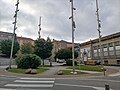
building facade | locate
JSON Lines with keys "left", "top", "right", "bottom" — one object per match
{"left": 17, "top": 36, "right": 34, "bottom": 46}
{"left": 80, "top": 32, "right": 120, "bottom": 65}
{"left": 51, "top": 39, "right": 73, "bottom": 61}
{"left": 0, "top": 31, "right": 14, "bottom": 54}
{"left": 0, "top": 31, "right": 13, "bottom": 42}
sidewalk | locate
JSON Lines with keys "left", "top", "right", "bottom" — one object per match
{"left": 0, "top": 65, "right": 119, "bottom": 78}
{"left": 40, "top": 66, "right": 67, "bottom": 76}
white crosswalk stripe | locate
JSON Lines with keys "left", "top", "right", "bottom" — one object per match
{"left": 1, "top": 78, "right": 55, "bottom": 90}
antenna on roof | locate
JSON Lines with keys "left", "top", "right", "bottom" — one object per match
{"left": 38, "top": 16, "right": 41, "bottom": 39}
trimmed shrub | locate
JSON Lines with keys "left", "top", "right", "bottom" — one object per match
{"left": 66, "top": 60, "right": 77, "bottom": 66}
{"left": 16, "top": 54, "right": 41, "bottom": 69}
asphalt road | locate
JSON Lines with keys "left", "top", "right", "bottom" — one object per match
{"left": 0, "top": 57, "right": 120, "bottom": 90}
{"left": 0, "top": 75, "right": 120, "bottom": 90}
{"left": 54, "top": 76, "right": 120, "bottom": 90}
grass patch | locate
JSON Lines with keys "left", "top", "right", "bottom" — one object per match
{"left": 8, "top": 68, "right": 26, "bottom": 74}
{"left": 58, "top": 70, "right": 87, "bottom": 75}
{"left": 8, "top": 67, "right": 49, "bottom": 74}
{"left": 37, "top": 67, "right": 49, "bottom": 73}
{"left": 68, "top": 65, "right": 104, "bottom": 72}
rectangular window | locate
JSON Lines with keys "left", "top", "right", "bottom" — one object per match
{"left": 0, "top": 35, "right": 4, "bottom": 37}
{"left": 108, "top": 43, "right": 113, "bottom": 47}
{"left": 103, "top": 48, "right": 108, "bottom": 56}
{"left": 116, "top": 46, "right": 120, "bottom": 50}
{"left": 117, "top": 60, "right": 120, "bottom": 64}
{"left": 114, "top": 41, "right": 120, "bottom": 46}
{"left": 104, "top": 60, "right": 108, "bottom": 64}
{"left": 94, "top": 52, "right": 98, "bottom": 57}
{"left": 103, "top": 44, "right": 108, "bottom": 48}
{"left": 104, "top": 48, "right": 107, "bottom": 51}
{"left": 109, "top": 47, "right": 114, "bottom": 56}
{"left": 104, "top": 51, "right": 108, "bottom": 56}
{"left": 93, "top": 46, "right": 97, "bottom": 56}
{"left": 8, "top": 36, "right": 12, "bottom": 38}
{"left": 116, "top": 50, "right": 120, "bottom": 55}
{"left": 115, "top": 45, "right": 120, "bottom": 56}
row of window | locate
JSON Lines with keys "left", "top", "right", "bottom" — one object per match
{"left": 0, "top": 35, "right": 12, "bottom": 38}
{"left": 94, "top": 41, "right": 120, "bottom": 49}
{"left": 104, "top": 60, "right": 120, "bottom": 65}
{"left": 94, "top": 49, "right": 120, "bottom": 57}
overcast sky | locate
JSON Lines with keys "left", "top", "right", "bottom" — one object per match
{"left": 0, "top": 0, "right": 120, "bottom": 43}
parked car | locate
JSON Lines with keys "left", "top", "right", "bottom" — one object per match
{"left": 57, "top": 59, "right": 65, "bottom": 63}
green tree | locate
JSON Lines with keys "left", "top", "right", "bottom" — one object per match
{"left": 20, "top": 43, "right": 34, "bottom": 54}
{"left": 16, "top": 54, "right": 41, "bottom": 69}
{"left": 55, "top": 48, "right": 78, "bottom": 60}
{"left": 1, "top": 39, "right": 20, "bottom": 57}
{"left": 34, "top": 37, "right": 53, "bottom": 65}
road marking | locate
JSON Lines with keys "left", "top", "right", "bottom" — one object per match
{"left": 0, "top": 88, "right": 15, "bottom": 90}
{"left": 20, "top": 78, "right": 55, "bottom": 80}
{"left": 14, "top": 80, "right": 54, "bottom": 83}
{"left": 56, "top": 78, "right": 120, "bottom": 83}
{"left": 0, "top": 88, "right": 51, "bottom": 90}
{"left": 3, "top": 78, "right": 55, "bottom": 89}
{"left": 55, "top": 83, "right": 113, "bottom": 90}
{"left": 80, "top": 78, "right": 120, "bottom": 83}
{"left": 109, "top": 73, "right": 120, "bottom": 76}
{"left": 5, "top": 84, "right": 53, "bottom": 88}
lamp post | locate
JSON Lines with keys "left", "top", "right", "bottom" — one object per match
{"left": 9, "top": 0, "right": 19, "bottom": 69}
{"left": 69, "top": 0, "right": 76, "bottom": 74}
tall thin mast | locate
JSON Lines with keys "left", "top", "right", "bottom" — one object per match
{"left": 95, "top": 0, "right": 103, "bottom": 67}
{"left": 38, "top": 16, "right": 41, "bottom": 39}
{"left": 9, "top": 0, "right": 19, "bottom": 69}
{"left": 69, "top": 0, "right": 76, "bottom": 74}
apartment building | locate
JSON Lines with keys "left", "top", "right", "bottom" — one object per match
{"left": 17, "top": 36, "right": 34, "bottom": 46}
{"left": 0, "top": 31, "right": 13, "bottom": 42}
{"left": 80, "top": 32, "right": 120, "bottom": 65}
{"left": 51, "top": 39, "right": 73, "bottom": 61}
{"left": 0, "top": 31, "right": 14, "bottom": 54}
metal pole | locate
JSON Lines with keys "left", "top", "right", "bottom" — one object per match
{"left": 95, "top": 0, "right": 103, "bottom": 67}
{"left": 9, "top": 0, "right": 19, "bottom": 69}
{"left": 78, "top": 44, "right": 81, "bottom": 70}
{"left": 38, "top": 16, "right": 41, "bottom": 39}
{"left": 70, "top": 0, "right": 75, "bottom": 73}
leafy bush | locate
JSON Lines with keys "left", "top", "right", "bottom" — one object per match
{"left": 16, "top": 54, "right": 41, "bottom": 69}
{"left": 66, "top": 60, "right": 77, "bottom": 66}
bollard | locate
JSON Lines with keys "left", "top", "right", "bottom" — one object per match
{"left": 104, "top": 71, "right": 105, "bottom": 76}
{"left": 105, "top": 84, "right": 110, "bottom": 90}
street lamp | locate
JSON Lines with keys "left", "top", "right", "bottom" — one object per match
{"left": 69, "top": 0, "right": 76, "bottom": 74}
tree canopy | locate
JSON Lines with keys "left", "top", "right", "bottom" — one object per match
{"left": 20, "top": 43, "right": 34, "bottom": 54}
{"left": 34, "top": 37, "right": 53, "bottom": 65}
{"left": 1, "top": 39, "right": 20, "bottom": 57}
{"left": 55, "top": 48, "right": 78, "bottom": 60}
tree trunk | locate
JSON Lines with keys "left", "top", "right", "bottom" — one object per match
{"left": 50, "top": 59, "right": 52, "bottom": 67}
{"left": 42, "top": 59, "right": 44, "bottom": 66}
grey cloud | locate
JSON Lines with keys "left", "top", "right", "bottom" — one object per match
{"left": 0, "top": 0, "right": 120, "bottom": 43}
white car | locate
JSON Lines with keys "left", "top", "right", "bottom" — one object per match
{"left": 57, "top": 59, "right": 65, "bottom": 63}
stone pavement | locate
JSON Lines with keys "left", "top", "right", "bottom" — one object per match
{"left": 0, "top": 64, "right": 119, "bottom": 78}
